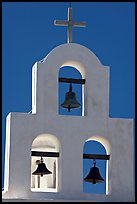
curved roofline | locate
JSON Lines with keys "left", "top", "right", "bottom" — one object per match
{"left": 40, "top": 43, "right": 102, "bottom": 66}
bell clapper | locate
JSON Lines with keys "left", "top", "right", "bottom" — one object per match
{"left": 68, "top": 105, "right": 70, "bottom": 112}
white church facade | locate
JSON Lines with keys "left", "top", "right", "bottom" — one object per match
{"left": 2, "top": 6, "right": 134, "bottom": 203}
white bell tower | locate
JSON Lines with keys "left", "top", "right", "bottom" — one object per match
{"left": 2, "top": 5, "right": 134, "bottom": 202}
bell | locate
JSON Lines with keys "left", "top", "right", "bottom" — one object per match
{"left": 32, "top": 156, "right": 52, "bottom": 177}
{"left": 84, "top": 160, "right": 104, "bottom": 184}
{"left": 61, "top": 83, "right": 81, "bottom": 112}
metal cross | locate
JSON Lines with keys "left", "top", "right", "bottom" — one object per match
{"left": 54, "top": 7, "right": 86, "bottom": 43}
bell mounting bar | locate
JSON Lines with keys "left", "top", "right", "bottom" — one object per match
{"left": 59, "top": 77, "right": 86, "bottom": 84}
{"left": 32, "top": 151, "right": 59, "bottom": 157}
{"left": 83, "top": 154, "right": 110, "bottom": 160}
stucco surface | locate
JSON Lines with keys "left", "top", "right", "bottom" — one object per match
{"left": 2, "top": 43, "right": 134, "bottom": 202}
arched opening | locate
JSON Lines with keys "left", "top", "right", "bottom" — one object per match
{"left": 58, "top": 66, "right": 84, "bottom": 116}
{"left": 31, "top": 134, "right": 60, "bottom": 192}
{"left": 83, "top": 136, "right": 110, "bottom": 195}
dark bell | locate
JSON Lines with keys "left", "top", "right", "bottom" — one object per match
{"left": 61, "top": 83, "right": 80, "bottom": 112}
{"left": 32, "top": 157, "right": 52, "bottom": 177}
{"left": 84, "top": 160, "right": 104, "bottom": 184}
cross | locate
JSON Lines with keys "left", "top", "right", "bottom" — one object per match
{"left": 54, "top": 7, "right": 86, "bottom": 43}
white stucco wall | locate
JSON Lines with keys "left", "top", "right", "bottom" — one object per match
{"left": 2, "top": 43, "right": 134, "bottom": 202}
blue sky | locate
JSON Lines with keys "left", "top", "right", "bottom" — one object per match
{"left": 2, "top": 2, "right": 135, "bottom": 194}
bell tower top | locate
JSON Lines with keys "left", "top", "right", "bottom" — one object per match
{"left": 54, "top": 3, "right": 86, "bottom": 43}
